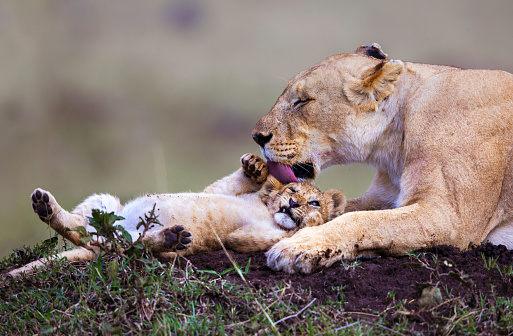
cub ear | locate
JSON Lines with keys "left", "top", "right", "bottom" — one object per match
{"left": 343, "top": 59, "right": 404, "bottom": 111}
{"left": 323, "top": 189, "right": 347, "bottom": 220}
{"left": 259, "top": 175, "right": 283, "bottom": 206}
{"left": 354, "top": 43, "right": 388, "bottom": 60}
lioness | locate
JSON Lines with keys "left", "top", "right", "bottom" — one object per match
{"left": 253, "top": 44, "right": 513, "bottom": 274}
{"left": 9, "top": 154, "right": 345, "bottom": 276}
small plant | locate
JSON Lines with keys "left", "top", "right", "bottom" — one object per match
{"left": 68, "top": 204, "right": 162, "bottom": 261}
{"left": 404, "top": 249, "right": 423, "bottom": 260}
{"left": 386, "top": 289, "right": 396, "bottom": 302}
{"left": 331, "top": 285, "right": 346, "bottom": 302}
{"left": 482, "top": 254, "right": 499, "bottom": 271}
{"left": 497, "top": 264, "right": 513, "bottom": 277}
{"left": 340, "top": 259, "right": 362, "bottom": 270}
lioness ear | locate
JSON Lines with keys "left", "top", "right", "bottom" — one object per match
{"left": 343, "top": 59, "right": 404, "bottom": 111}
{"left": 354, "top": 43, "right": 388, "bottom": 60}
{"left": 259, "top": 175, "right": 283, "bottom": 206}
{"left": 324, "top": 189, "right": 346, "bottom": 220}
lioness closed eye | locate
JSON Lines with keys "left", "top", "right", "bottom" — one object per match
{"left": 9, "top": 154, "right": 345, "bottom": 277}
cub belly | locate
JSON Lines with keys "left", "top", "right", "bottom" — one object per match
{"left": 104, "top": 193, "right": 274, "bottom": 249}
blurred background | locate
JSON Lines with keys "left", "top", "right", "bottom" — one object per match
{"left": 2, "top": 0, "right": 513, "bottom": 257}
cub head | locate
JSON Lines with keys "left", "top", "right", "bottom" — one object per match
{"left": 260, "top": 176, "right": 346, "bottom": 231}
{"left": 252, "top": 44, "right": 404, "bottom": 183}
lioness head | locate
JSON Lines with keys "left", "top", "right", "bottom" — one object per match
{"left": 260, "top": 176, "right": 346, "bottom": 231}
{"left": 252, "top": 45, "right": 404, "bottom": 182}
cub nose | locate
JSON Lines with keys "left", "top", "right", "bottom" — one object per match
{"left": 289, "top": 198, "right": 300, "bottom": 208}
{"left": 252, "top": 132, "right": 273, "bottom": 147}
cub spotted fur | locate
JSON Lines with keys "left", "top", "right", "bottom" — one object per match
{"left": 9, "top": 154, "right": 345, "bottom": 276}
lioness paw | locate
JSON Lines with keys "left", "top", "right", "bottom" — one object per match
{"left": 31, "top": 188, "right": 61, "bottom": 223}
{"left": 266, "top": 227, "right": 346, "bottom": 274}
{"left": 241, "top": 153, "right": 268, "bottom": 184}
{"left": 164, "top": 225, "right": 193, "bottom": 251}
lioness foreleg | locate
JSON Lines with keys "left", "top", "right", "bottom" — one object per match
{"left": 267, "top": 202, "right": 459, "bottom": 274}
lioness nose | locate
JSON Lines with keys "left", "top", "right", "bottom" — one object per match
{"left": 252, "top": 132, "right": 273, "bottom": 147}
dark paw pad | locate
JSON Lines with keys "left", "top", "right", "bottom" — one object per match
{"left": 164, "top": 225, "right": 193, "bottom": 251}
{"left": 241, "top": 153, "right": 268, "bottom": 184}
{"left": 31, "top": 189, "right": 54, "bottom": 222}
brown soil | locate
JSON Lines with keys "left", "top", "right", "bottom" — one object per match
{"left": 180, "top": 243, "right": 513, "bottom": 331}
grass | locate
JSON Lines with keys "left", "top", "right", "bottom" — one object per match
{"left": 2, "top": 230, "right": 513, "bottom": 335}
{"left": 1, "top": 247, "right": 513, "bottom": 334}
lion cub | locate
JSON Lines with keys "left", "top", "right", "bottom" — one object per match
{"left": 9, "top": 154, "right": 345, "bottom": 276}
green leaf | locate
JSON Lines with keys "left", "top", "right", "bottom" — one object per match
{"left": 107, "top": 259, "right": 119, "bottom": 280}
{"left": 418, "top": 286, "right": 443, "bottom": 310}
{"left": 220, "top": 267, "right": 235, "bottom": 275}
{"left": 137, "top": 257, "right": 152, "bottom": 265}
{"left": 244, "top": 258, "right": 251, "bottom": 274}
{"left": 79, "top": 236, "right": 92, "bottom": 244}
{"left": 108, "top": 213, "right": 125, "bottom": 223}
{"left": 65, "top": 226, "right": 89, "bottom": 236}
{"left": 197, "top": 270, "right": 220, "bottom": 276}
{"left": 449, "top": 271, "right": 474, "bottom": 288}
{"left": 115, "top": 226, "right": 133, "bottom": 243}
{"left": 41, "top": 325, "right": 56, "bottom": 334}
{"left": 41, "top": 236, "right": 58, "bottom": 250}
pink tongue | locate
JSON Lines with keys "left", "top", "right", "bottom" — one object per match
{"left": 267, "top": 161, "right": 298, "bottom": 183}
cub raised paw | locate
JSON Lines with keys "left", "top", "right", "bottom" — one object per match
{"left": 241, "top": 153, "right": 268, "bottom": 184}
{"left": 31, "top": 188, "right": 61, "bottom": 223}
{"left": 163, "top": 225, "right": 193, "bottom": 251}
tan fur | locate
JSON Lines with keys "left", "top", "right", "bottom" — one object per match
{"left": 253, "top": 45, "right": 513, "bottom": 274}
{"left": 9, "top": 154, "right": 344, "bottom": 277}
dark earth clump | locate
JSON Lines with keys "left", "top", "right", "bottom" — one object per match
{"left": 178, "top": 243, "right": 513, "bottom": 332}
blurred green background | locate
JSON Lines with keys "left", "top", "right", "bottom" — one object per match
{"left": 2, "top": 0, "right": 513, "bottom": 257}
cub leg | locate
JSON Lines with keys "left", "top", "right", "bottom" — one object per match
{"left": 226, "top": 227, "right": 294, "bottom": 253}
{"left": 31, "top": 188, "right": 122, "bottom": 248}
{"left": 203, "top": 154, "right": 268, "bottom": 195}
{"left": 8, "top": 247, "right": 96, "bottom": 277}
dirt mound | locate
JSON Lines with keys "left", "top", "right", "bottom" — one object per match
{"left": 182, "top": 243, "right": 513, "bottom": 314}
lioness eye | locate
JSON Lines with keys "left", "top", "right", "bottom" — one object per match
{"left": 308, "top": 200, "right": 320, "bottom": 207}
{"left": 292, "top": 98, "right": 313, "bottom": 109}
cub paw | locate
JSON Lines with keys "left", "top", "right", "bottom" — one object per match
{"left": 241, "top": 153, "right": 268, "bottom": 184}
{"left": 31, "top": 188, "right": 59, "bottom": 223}
{"left": 164, "top": 225, "right": 193, "bottom": 251}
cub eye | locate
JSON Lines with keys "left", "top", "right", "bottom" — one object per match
{"left": 308, "top": 200, "right": 320, "bottom": 207}
{"left": 288, "top": 187, "right": 296, "bottom": 193}
{"left": 292, "top": 98, "right": 313, "bottom": 109}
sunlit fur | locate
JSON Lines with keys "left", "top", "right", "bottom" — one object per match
{"left": 255, "top": 45, "right": 513, "bottom": 274}
{"left": 9, "top": 154, "right": 345, "bottom": 277}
